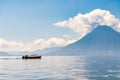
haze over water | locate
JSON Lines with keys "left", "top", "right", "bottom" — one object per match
{"left": 0, "top": 56, "right": 120, "bottom": 80}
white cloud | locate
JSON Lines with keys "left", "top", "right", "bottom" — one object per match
{"left": 0, "top": 37, "right": 76, "bottom": 51}
{"left": 63, "top": 34, "right": 70, "bottom": 38}
{"left": 0, "top": 38, "right": 24, "bottom": 51}
{"left": 54, "top": 9, "right": 120, "bottom": 38}
{"left": 28, "top": 37, "right": 76, "bottom": 51}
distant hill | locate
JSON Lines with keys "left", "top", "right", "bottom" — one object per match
{"left": 46, "top": 26, "right": 120, "bottom": 56}
{"left": 9, "top": 47, "right": 62, "bottom": 56}
{"left": 0, "top": 51, "right": 12, "bottom": 56}
{"left": 32, "top": 47, "right": 62, "bottom": 55}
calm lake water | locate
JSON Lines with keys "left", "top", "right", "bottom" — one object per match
{"left": 0, "top": 56, "right": 120, "bottom": 80}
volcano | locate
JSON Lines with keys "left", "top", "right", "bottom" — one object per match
{"left": 46, "top": 26, "right": 120, "bottom": 56}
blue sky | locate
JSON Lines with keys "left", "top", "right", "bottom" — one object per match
{"left": 0, "top": 0, "right": 120, "bottom": 41}
{"left": 0, "top": 0, "right": 120, "bottom": 51}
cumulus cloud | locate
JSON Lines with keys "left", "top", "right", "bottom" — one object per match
{"left": 63, "top": 34, "right": 70, "bottom": 38}
{"left": 0, "top": 37, "right": 76, "bottom": 51}
{"left": 27, "top": 37, "right": 76, "bottom": 51}
{"left": 0, "top": 38, "right": 24, "bottom": 51}
{"left": 54, "top": 9, "right": 120, "bottom": 38}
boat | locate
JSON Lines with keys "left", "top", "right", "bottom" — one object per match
{"left": 22, "top": 54, "right": 41, "bottom": 59}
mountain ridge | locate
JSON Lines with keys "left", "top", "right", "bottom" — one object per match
{"left": 0, "top": 51, "right": 12, "bottom": 56}
{"left": 46, "top": 26, "right": 120, "bottom": 56}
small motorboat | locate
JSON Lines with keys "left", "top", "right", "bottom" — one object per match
{"left": 22, "top": 54, "right": 41, "bottom": 59}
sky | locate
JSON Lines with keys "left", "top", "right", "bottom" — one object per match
{"left": 0, "top": 0, "right": 120, "bottom": 51}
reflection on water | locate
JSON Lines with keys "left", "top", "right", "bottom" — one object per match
{"left": 0, "top": 56, "right": 120, "bottom": 80}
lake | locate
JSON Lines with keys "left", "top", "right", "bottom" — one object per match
{"left": 0, "top": 56, "right": 120, "bottom": 80}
